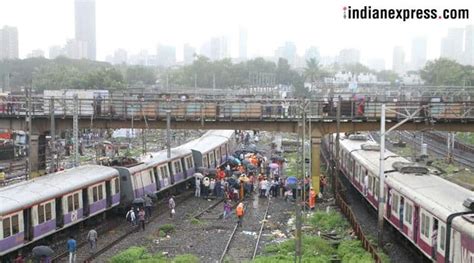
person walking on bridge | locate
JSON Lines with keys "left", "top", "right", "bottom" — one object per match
{"left": 236, "top": 202, "right": 245, "bottom": 227}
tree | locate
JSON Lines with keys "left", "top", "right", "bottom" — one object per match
{"left": 376, "top": 70, "right": 400, "bottom": 85}
{"left": 420, "top": 58, "right": 466, "bottom": 86}
{"left": 304, "top": 58, "right": 321, "bottom": 82}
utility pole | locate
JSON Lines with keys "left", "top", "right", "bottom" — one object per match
{"left": 73, "top": 94, "right": 79, "bottom": 167}
{"left": 377, "top": 104, "right": 425, "bottom": 247}
{"left": 295, "top": 104, "right": 302, "bottom": 263}
{"left": 26, "top": 86, "right": 32, "bottom": 180}
{"left": 334, "top": 97, "right": 341, "bottom": 195}
{"left": 49, "top": 97, "right": 56, "bottom": 172}
{"left": 166, "top": 110, "right": 171, "bottom": 158}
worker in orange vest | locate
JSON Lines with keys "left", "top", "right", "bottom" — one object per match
{"left": 236, "top": 202, "right": 245, "bottom": 227}
{"left": 309, "top": 187, "right": 316, "bottom": 210}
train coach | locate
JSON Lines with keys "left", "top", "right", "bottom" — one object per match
{"left": 331, "top": 134, "right": 474, "bottom": 263}
{"left": 0, "top": 165, "right": 120, "bottom": 256}
{"left": 0, "top": 130, "right": 235, "bottom": 258}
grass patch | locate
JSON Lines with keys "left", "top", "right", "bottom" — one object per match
{"left": 159, "top": 224, "right": 176, "bottom": 235}
{"left": 309, "top": 210, "right": 349, "bottom": 234}
{"left": 190, "top": 218, "right": 202, "bottom": 225}
{"left": 337, "top": 240, "right": 373, "bottom": 263}
{"left": 255, "top": 235, "right": 336, "bottom": 262}
{"left": 109, "top": 246, "right": 199, "bottom": 263}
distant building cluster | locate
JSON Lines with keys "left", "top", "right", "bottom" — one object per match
{"left": 0, "top": 26, "right": 19, "bottom": 60}
{"left": 441, "top": 25, "right": 473, "bottom": 66}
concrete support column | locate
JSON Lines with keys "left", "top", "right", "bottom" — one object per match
{"left": 29, "top": 135, "right": 39, "bottom": 177}
{"left": 311, "top": 137, "right": 321, "bottom": 194}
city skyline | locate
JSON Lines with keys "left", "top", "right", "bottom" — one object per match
{"left": 0, "top": 0, "right": 473, "bottom": 67}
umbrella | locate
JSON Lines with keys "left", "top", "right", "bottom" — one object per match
{"left": 196, "top": 167, "right": 208, "bottom": 174}
{"left": 132, "top": 198, "right": 145, "bottom": 205}
{"left": 32, "top": 246, "right": 54, "bottom": 258}
{"left": 244, "top": 153, "right": 253, "bottom": 158}
{"left": 286, "top": 176, "right": 298, "bottom": 185}
{"left": 207, "top": 168, "right": 217, "bottom": 175}
{"left": 269, "top": 163, "right": 279, "bottom": 169}
{"left": 242, "top": 159, "right": 250, "bottom": 165}
{"left": 228, "top": 156, "right": 241, "bottom": 165}
{"left": 239, "top": 175, "right": 250, "bottom": 182}
{"left": 193, "top": 172, "right": 203, "bottom": 179}
{"left": 233, "top": 171, "right": 242, "bottom": 176}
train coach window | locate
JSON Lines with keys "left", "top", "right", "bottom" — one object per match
{"left": 392, "top": 194, "right": 399, "bottom": 214}
{"left": 2, "top": 217, "right": 11, "bottom": 238}
{"left": 45, "top": 203, "right": 52, "bottom": 221}
{"left": 174, "top": 161, "right": 182, "bottom": 174}
{"left": 185, "top": 157, "right": 193, "bottom": 170}
{"left": 405, "top": 203, "right": 413, "bottom": 225}
{"left": 38, "top": 204, "right": 45, "bottom": 224}
{"left": 149, "top": 171, "right": 154, "bottom": 183}
{"left": 115, "top": 178, "right": 120, "bottom": 194}
{"left": 73, "top": 193, "right": 79, "bottom": 210}
{"left": 438, "top": 225, "right": 446, "bottom": 251}
{"left": 67, "top": 195, "right": 74, "bottom": 212}
{"left": 11, "top": 215, "right": 19, "bottom": 235}
{"left": 98, "top": 185, "right": 104, "bottom": 200}
{"left": 421, "top": 212, "right": 431, "bottom": 239}
{"left": 93, "top": 187, "right": 98, "bottom": 202}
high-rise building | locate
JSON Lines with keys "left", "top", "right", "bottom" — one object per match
{"left": 113, "top": 49, "right": 127, "bottom": 64}
{"left": 304, "top": 46, "right": 320, "bottom": 61}
{"left": 239, "top": 27, "right": 248, "bottom": 60}
{"left": 275, "top": 42, "right": 297, "bottom": 66}
{"left": 75, "top": 0, "right": 96, "bottom": 60}
{"left": 464, "top": 25, "right": 473, "bottom": 65}
{"left": 338, "top": 49, "right": 360, "bottom": 65}
{"left": 441, "top": 28, "right": 464, "bottom": 63}
{"left": 392, "top": 46, "right": 405, "bottom": 74}
{"left": 183, "top": 44, "right": 196, "bottom": 64}
{"left": 0, "top": 26, "right": 19, "bottom": 60}
{"left": 27, "top": 49, "right": 45, "bottom": 58}
{"left": 208, "top": 36, "right": 229, "bottom": 61}
{"left": 411, "top": 37, "right": 427, "bottom": 70}
{"left": 156, "top": 44, "right": 176, "bottom": 67}
{"left": 65, "top": 39, "right": 88, "bottom": 59}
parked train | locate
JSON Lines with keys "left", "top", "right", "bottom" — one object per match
{"left": 330, "top": 133, "right": 473, "bottom": 263}
{"left": 0, "top": 130, "right": 234, "bottom": 258}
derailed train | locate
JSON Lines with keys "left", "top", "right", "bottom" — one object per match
{"left": 331, "top": 134, "right": 474, "bottom": 263}
{"left": 0, "top": 130, "right": 234, "bottom": 258}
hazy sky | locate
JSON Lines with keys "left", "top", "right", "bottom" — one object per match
{"left": 0, "top": 0, "right": 472, "bottom": 66}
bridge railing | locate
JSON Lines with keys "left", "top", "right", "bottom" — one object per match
{"left": 0, "top": 96, "right": 473, "bottom": 121}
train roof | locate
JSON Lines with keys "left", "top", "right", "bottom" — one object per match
{"left": 0, "top": 165, "right": 118, "bottom": 216}
{"left": 338, "top": 134, "right": 473, "bottom": 230}
{"left": 191, "top": 130, "right": 234, "bottom": 153}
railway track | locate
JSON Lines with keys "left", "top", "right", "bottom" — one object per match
{"left": 219, "top": 198, "right": 270, "bottom": 263}
{"left": 50, "top": 191, "right": 194, "bottom": 262}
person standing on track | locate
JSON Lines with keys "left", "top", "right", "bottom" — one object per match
{"left": 126, "top": 207, "right": 136, "bottom": 226}
{"left": 144, "top": 195, "right": 153, "bottom": 219}
{"left": 87, "top": 229, "right": 98, "bottom": 253}
{"left": 169, "top": 196, "right": 176, "bottom": 219}
{"left": 194, "top": 174, "right": 201, "bottom": 197}
{"left": 138, "top": 208, "right": 146, "bottom": 231}
{"left": 223, "top": 200, "right": 232, "bottom": 220}
{"left": 236, "top": 202, "right": 245, "bottom": 227}
{"left": 67, "top": 236, "right": 77, "bottom": 263}
{"left": 309, "top": 187, "right": 316, "bottom": 210}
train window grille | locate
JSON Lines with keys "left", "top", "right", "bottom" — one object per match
{"left": 11, "top": 215, "right": 19, "bottom": 235}
{"left": 174, "top": 161, "right": 182, "bottom": 174}
{"left": 203, "top": 156, "right": 208, "bottom": 167}
{"left": 67, "top": 195, "right": 74, "bottom": 212}
{"left": 374, "top": 179, "right": 380, "bottom": 199}
{"left": 3, "top": 217, "right": 11, "bottom": 238}
{"left": 439, "top": 225, "right": 446, "bottom": 251}
{"left": 93, "top": 187, "right": 98, "bottom": 202}
{"left": 98, "top": 185, "right": 104, "bottom": 200}
{"left": 405, "top": 203, "right": 413, "bottom": 225}
{"left": 114, "top": 179, "right": 120, "bottom": 194}
{"left": 38, "top": 204, "right": 45, "bottom": 224}
{"left": 73, "top": 193, "right": 79, "bottom": 210}
{"left": 421, "top": 212, "right": 431, "bottom": 238}
{"left": 392, "top": 194, "right": 399, "bottom": 214}
{"left": 185, "top": 157, "right": 193, "bottom": 170}
{"left": 45, "top": 203, "right": 52, "bottom": 221}
{"left": 149, "top": 171, "right": 154, "bottom": 183}
{"left": 216, "top": 149, "right": 221, "bottom": 161}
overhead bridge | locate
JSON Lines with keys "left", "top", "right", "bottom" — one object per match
{"left": 1, "top": 96, "right": 473, "bottom": 192}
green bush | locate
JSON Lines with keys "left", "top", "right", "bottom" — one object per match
{"left": 309, "top": 211, "right": 349, "bottom": 233}
{"left": 159, "top": 224, "right": 176, "bottom": 234}
{"left": 337, "top": 240, "right": 373, "bottom": 263}
{"left": 172, "top": 254, "right": 200, "bottom": 263}
{"left": 110, "top": 246, "right": 152, "bottom": 263}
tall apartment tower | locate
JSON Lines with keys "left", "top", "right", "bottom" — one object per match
{"left": 75, "top": 0, "right": 96, "bottom": 60}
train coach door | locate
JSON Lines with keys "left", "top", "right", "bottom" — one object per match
{"left": 55, "top": 197, "right": 64, "bottom": 228}
{"left": 82, "top": 188, "right": 90, "bottom": 217}
{"left": 413, "top": 205, "right": 420, "bottom": 243}
{"left": 23, "top": 208, "right": 33, "bottom": 241}
{"left": 153, "top": 167, "right": 161, "bottom": 190}
{"left": 105, "top": 180, "right": 112, "bottom": 208}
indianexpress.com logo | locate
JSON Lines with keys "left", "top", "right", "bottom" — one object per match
{"left": 343, "top": 6, "right": 470, "bottom": 21}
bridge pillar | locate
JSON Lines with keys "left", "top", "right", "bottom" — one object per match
{"left": 28, "top": 134, "right": 47, "bottom": 178}
{"left": 311, "top": 137, "right": 321, "bottom": 194}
